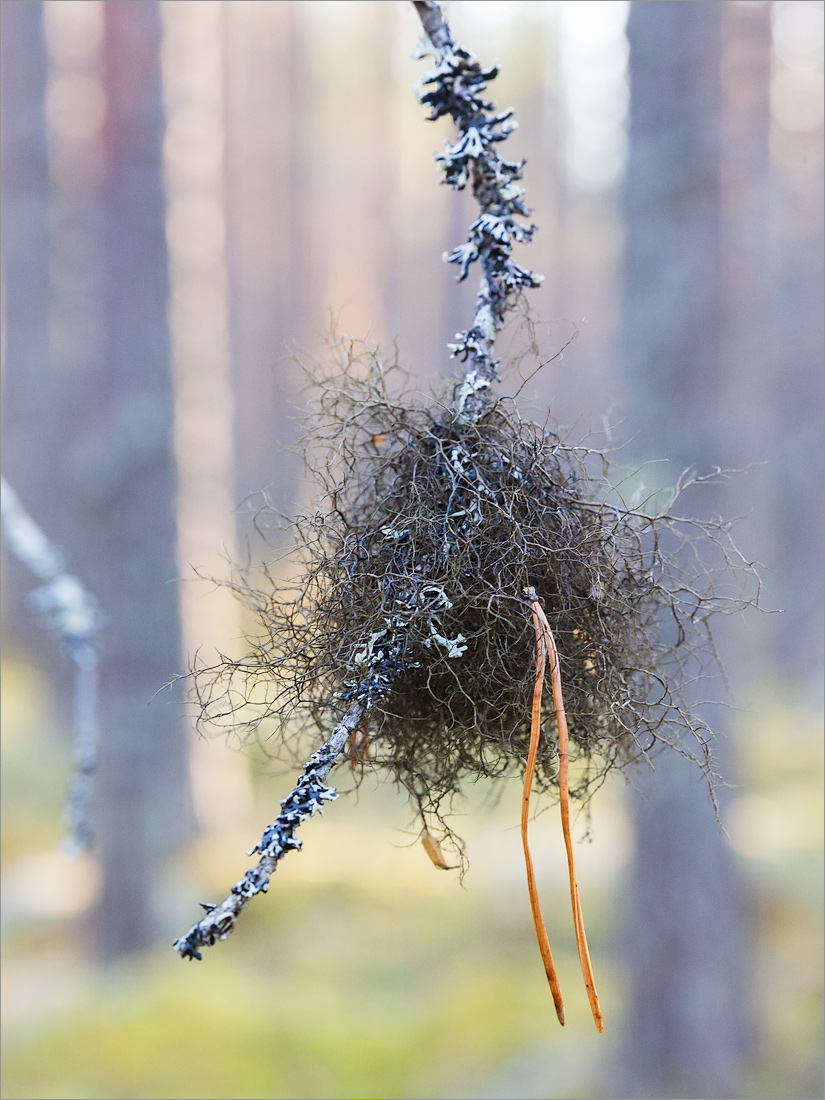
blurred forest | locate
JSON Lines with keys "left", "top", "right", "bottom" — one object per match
{"left": 1, "top": 2, "right": 822, "bottom": 1099}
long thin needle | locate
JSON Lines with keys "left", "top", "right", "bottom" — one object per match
{"left": 522, "top": 603, "right": 566, "bottom": 1026}
{"left": 529, "top": 592, "right": 604, "bottom": 1034}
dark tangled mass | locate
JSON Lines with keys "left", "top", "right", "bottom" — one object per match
{"left": 199, "top": 343, "right": 735, "bottom": 838}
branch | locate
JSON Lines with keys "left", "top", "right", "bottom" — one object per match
{"left": 412, "top": 0, "right": 453, "bottom": 50}
{"left": 174, "top": 565, "right": 412, "bottom": 957}
{"left": 173, "top": 701, "right": 364, "bottom": 958}
{"left": 175, "top": 0, "right": 540, "bottom": 959}
{"left": 414, "top": 0, "right": 542, "bottom": 418}
{"left": 1, "top": 477, "right": 100, "bottom": 852}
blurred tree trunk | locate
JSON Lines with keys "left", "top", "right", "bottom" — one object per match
{"left": 224, "top": 0, "right": 306, "bottom": 528}
{"left": 224, "top": 1, "right": 398, "bottom": 532}
{"left": 83, "top": 0, "right": 192, "bottom": 957}
{"left": 719, "top": 0, "right": 773, "bottom": 688}
{"left": 1, "top": 0, "right": 191, "bottom": 956}
{"left": 767, "top": 22, "right": 825, "bottom": 688}
{"left": 0, "top": 0, "right": 54, "bottom": 659}
{"left": 615, "top": 4, "right": 750, "bottom": 1096}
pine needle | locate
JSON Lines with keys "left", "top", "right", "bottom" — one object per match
{"left": 522, "top": 589, "right": 566, "bottom": 1026}
{"left": 525, "top": 586, "right": 604, "bottom": 1033}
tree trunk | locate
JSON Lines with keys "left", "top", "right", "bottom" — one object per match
{"left": 767, "top": 14, "right": 825, "bottom": 687}
{"left": 615, "top": 4, "right": 751, "bottom": 1096}
{"left": 85, "top": 0, "right": 192, "bottom": 957}
{"left": 1, "top": 0, "right": 192, "bottom": 957}
{"left": 0, "top": 1, "right": 55, "bottom": 660}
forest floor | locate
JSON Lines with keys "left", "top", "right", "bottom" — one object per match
{"left": 1, "top": 656, "right": 822, "bottom": 1100}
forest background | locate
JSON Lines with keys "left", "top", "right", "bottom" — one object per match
{"left": 1, "top": 2, "right": 822, "bottom": 1099}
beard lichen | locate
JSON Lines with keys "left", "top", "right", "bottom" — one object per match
{"left": 195, "top": 338, "right": 739, "bottom": 856}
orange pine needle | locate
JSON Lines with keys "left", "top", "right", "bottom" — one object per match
{"left": 359, "top": 730, "right": 371, "bottom": 764}
{"left": 348, "top": 730, "right": 358, "bottom": 770}
{"left": 522, "top": 596, "right": 566, "bottom": 1027}
{"left": 527, "top": 588, "right": 604, "bottom": 1034}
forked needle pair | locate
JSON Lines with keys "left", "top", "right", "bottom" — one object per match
{"left": 522, "top": 586, "right": 604, "bottom": 1034}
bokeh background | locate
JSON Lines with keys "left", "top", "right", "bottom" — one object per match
{"left": 1, "top": 2, "right": 822, "bottom": 1098}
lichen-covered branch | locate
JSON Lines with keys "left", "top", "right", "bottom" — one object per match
{"left": 175, "top": 0, "right": 544, "bottom": 959}
{"left": 173, "top": 701, "right": 364, "bottom": 959}
{"left": 0, "top": 477, "right": 100, "bottom": 851}
{"left": 173, "top": 2, "right": 753, "bottom": 979}
{"left": 414, "top": 0, "right": 543, "bottom": 418}
{"left": 173, "top": 576, "right": 443, "bottom": 958}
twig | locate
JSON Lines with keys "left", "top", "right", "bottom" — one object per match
{"left": 0, "top": 477, "right": 100, "bottom": 852}
{"left": 173, "top": 701, "right": 364, "bottom": 959}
